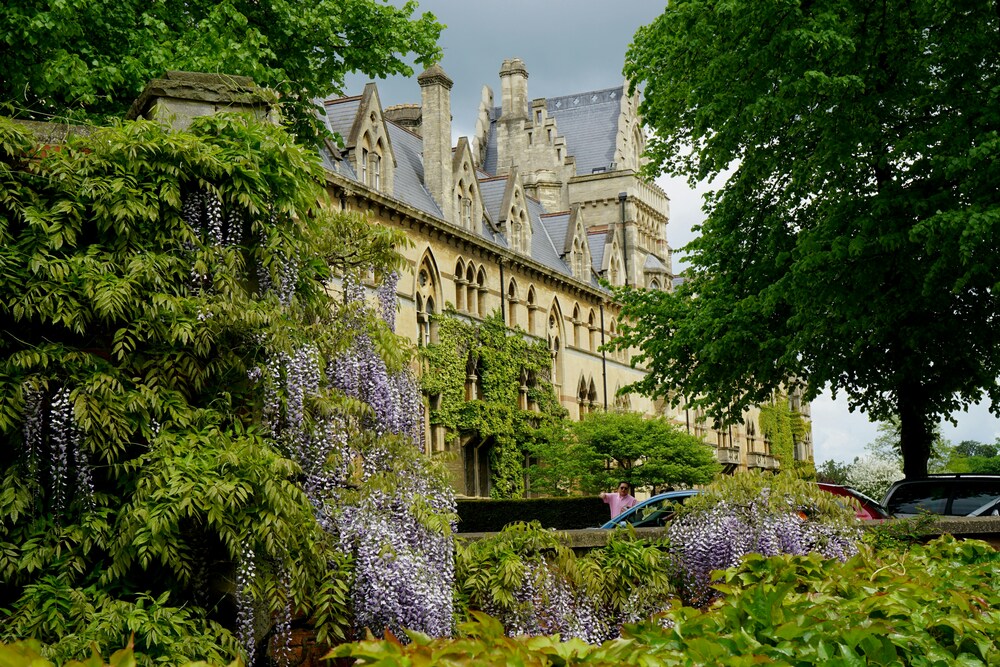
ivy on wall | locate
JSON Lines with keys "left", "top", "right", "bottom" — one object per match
{"left": 759, "top": 392, "right": 808, "bottom": 470}
{"left": 420, "top": 311, "right": 567, "bottom": 499}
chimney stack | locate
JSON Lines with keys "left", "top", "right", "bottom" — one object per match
{"left": 418, "top": 64, "right": 454, "bottom": 223}
{"left": 499, "top": 58, "right": 529, "bottom": 121}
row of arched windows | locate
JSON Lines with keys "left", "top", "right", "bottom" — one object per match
{"left": 453, "top": 258, "right": 488, "bottom": 317}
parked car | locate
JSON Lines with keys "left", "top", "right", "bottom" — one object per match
{"left": 816, "top": 482, "right": 890, "bottom": 520}
{"left": 600, "top": 490, "right": 699, "bottom": 529}
{"left": 882, "top": 474, "right": 1000, "bottom": 517}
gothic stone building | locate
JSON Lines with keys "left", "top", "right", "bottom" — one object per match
{"left": 130, "top": 65, "right": 813, "bottom": 496}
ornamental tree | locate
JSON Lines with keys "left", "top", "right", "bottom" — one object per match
{"left": 620, "top": 0, "right": 1000, "bottom": 478}
{"left": 569, "top": 411, "right": 720, "bottom": 493}
{"left": 0, "top": 114, "right": 454, "bottom": 663}
{"left": 0, "top": 0, "right": 442, "bottom": 141}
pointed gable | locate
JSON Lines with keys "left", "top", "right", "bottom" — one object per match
{"left": 495, "top": 168, "right": 533, "bottom": 255}
{"left": 343, "top": 83, "right": 396, "bottom": 194}
{"left": 452, "top": 137, "right": 486, "bottom": 232}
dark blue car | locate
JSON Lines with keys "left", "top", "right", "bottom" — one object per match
{"left": 600, "top": 490, "right": 699, "bottom": 529}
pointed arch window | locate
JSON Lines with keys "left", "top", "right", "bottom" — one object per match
{"left": 476, "top": 268, "right": 488, "bottom": 316}
{"left": 416, "top": 259, "right": 439, "bottom": 345}
{"left": 507, "top": 280, "right": 519, "bottom": 328}
{"left": 454, "top": 259, "right": 466, "bottom": 311}
{"left": 526, "top": 287, "right": 537, "bottom": 335}
{"left": 466, "top": 264, "right": 477, "bottom": 316}
{"left": 547, "top": 308, "right": 562, "bottom": 389}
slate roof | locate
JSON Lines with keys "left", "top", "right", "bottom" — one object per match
{"left": 525, "top": 198, "right": 572, "bottom": 279}
{"left": 385, "top": 123, "right": 443, "bottom": 219}
{"left": 588, "top": 231, "right": 608, "bottom": 272}
{"left": 539, "top": 212, "right": 570, "bottom": 257}
{"left": 482, "top": 85, "right": 624, "bottom": 177}
{"left": 545, "top": 87, "right": 623, "bottom": 174}
{"left": 318, "top": 91, "right": 610, "bottom": 292}
{"left": 324, "top": 97, "right": 361, "bottom": 143}
{"left": 643, "top": 253, "right": 669, "bottom": 272}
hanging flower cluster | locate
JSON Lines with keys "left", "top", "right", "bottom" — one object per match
{"left": 667, "top": 497, "right": 860, "bottom": 607}
{"left": 247, "top": 267, "right": 454, "bottom": 641}
{"left": 21, "top": 386, "right": 94, "bottom": 523}
{"left": 328, "top": 270, "right": 454, "bottom": 638}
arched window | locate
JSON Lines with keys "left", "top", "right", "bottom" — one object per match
{"left": 571, "top": 304, "right": 581, "bottom": 347}
{"left": 649, "top": 279, "right": 660, "bottom": 291}
{"left": 476, "top": 267, "right": 488, "bottom": 315}
{"left": 507, "top": 279, "right": 518, "bottom": 328}
{"left": 416, "top": 256, "right": 439, "bottom": 345}
{"left": 466, "top": 264, "right": 477, "bottom": 316}
{"left": 587, "top": 309, "right": 597, "bottom": 351}
{"left": 547, "top": 306, "right": 562, "bottom": 389}
{"left": 526, "top": 287, "right": 537, "bottom": 334}
{"left": 454, "top": 259, "right": 466, "bottom": 311}
{"left": 578, "top": 377, "right": 589, "bottom": 418}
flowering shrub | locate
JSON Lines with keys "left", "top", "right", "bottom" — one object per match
{"left": 0, "top": 115, "right": 452, "bottom": 663}
{"left": 455, "top": 522, "right": 675, "bottom": 642}
{"left": 667, "top": 471, "right": 860, "bottom": 606}
{"left": 334, "top": 536, "right": 1000, "bottom": 666}
{"left": 846, "top": 455, "right": 904, "bottom": 500}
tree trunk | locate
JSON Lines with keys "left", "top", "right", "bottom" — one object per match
{"left": 898, "top": 384, "right": 931, "bottom": 478}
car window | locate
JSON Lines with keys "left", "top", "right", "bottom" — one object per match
{"left": 886, "top": 483, "right": 947, "bottom": 515}
{"left": 950, "top": 480, "right": 1000, "bottom": 515}
{"left": 630, "top": 499, "right": 683, "bottom": 528}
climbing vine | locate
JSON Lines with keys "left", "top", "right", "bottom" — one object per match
{"left": 420, "top": 311, "right": 567, "bottom": 499}
{"left": 758, "top": 392, "right": 808, "bottom": 470}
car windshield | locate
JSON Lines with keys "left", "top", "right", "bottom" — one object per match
{"left": 611, "top": 495, "right": 689, "bottom": 528}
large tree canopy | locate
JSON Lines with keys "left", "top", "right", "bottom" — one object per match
{"left": 620, "top": 0, "right": 1000, "bottom": 477}
{"left": 0, "top": 0, "right": 442, "bottom": 140}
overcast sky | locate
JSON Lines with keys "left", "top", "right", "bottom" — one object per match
{"left": 344, "top": 0, "right": 1000, "bottom": 463}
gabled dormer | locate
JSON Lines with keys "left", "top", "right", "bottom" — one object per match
{"left": 497, "top": 168, "right": 532, "bottom": 255}
{"left": 561, "top": 205, "right": 592, "bottom": 282}
{"left": 452, "top": 137, "right": 485, "bottom": 232}
{"left": 590, "top": 227, "right": 626, "bottom": 287}
{"left": 345, "top": 83, "right": 396, "bottom": 195}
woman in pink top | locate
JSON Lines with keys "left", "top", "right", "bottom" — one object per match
{"left": 600, "top": 481, "right": 637, "bottom": 518}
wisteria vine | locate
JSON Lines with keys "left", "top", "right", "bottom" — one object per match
{"left": 248, "top": 266, "right": 455, "bottom": 643}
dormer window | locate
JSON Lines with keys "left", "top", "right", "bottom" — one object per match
{"left": 462, "top": 198, "right": 472, "bottom": 228}
{"left": 361, "top": 147, "right": 369, "bottom": 185}
{"left": 371, "top": 153, "right": 381, "bottom": 190}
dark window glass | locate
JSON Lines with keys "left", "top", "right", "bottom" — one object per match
{"left": 950, "top": 480, "right": 1000, "bottom": 515}
{"left": 886, "top": 483, "right": 948, "bottom": 515}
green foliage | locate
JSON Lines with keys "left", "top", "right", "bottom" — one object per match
{"left": 683, "top": 469, "right": 857, "bottom": 528}
{"left": 568, "top": 411, "right": 720, "bottom": 493}
{"left": 0, "top": 0, "right": 443, "bottom": 141}
{"left": 757, "top": 393, "right": 805, "bottom": 468}
{"left": 0, "top": 640, "right": 238, "bottom": 667}
{"left": 454, "top": 521, "right": 674, "bottom": 628}
{"left": 620, "top": 0, "right": 1000, "bottom": 479}
{"left": 420, "top": 312, "right": 567, "bottom": 498}
{"left": 334, "top": 536, "right": 1000, "bottom": 665}
{"left": 861, "top": 513, "right": 937, "bottom": 552}
{"left": 0, "top": 115, "right": 408, "bottom": 660}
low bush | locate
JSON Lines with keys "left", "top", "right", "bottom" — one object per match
{"left": 333, "top": 536, "right": 1000, "bottom": 666}
{"left": 455, "top": 522, "right": 674, "bottom": 642}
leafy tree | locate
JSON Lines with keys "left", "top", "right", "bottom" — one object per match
{"left": 569, "top": 411, "right": 720, "bottom": 493}
{"left": 620, "top": 0, "right": 1000, "bottom": 479}
{"left": 954, "top": 439, "right": 1000, "bottom": 459}
{"left": 0, "top": 114, "right": 453, "bottom": 662}
{"left": 0, "top": 0, "right": 443, "bottom": 140}
{"left": 815, "top": 459, "right": 850, "bottom": 486}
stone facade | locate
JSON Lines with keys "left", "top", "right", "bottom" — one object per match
{"left": 127, "top": 66, "right": 813, "bottom": 496}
